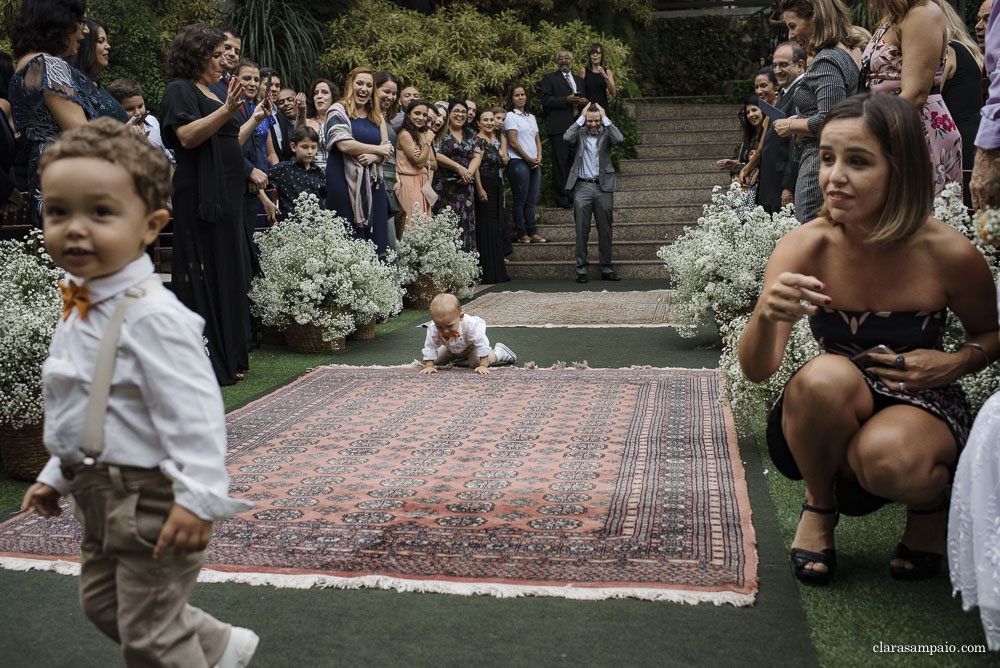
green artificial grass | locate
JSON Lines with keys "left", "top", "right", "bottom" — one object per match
{"left": 219, "top": 308, "right": 428, "bottom": 411}
{"left": 749, "top": 410, "right": 994, "bottom": 667}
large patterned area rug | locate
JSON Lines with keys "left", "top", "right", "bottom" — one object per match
{"left": 434, "top": 290, "right": 680, "bottom": 327}
{"left": 0, "top": 367, "right": 757, "bottom": 605}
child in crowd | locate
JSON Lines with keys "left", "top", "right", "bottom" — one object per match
{"left": 106, "top": 78, "right": 173, "bottom": 163}
{"left": 20, "top": 118, "right": 258, "bottom": 667}
{"left": 268, "top": 125, "right": 327, "bottom": 221}
{"left": 419, "top": 293, "right": 516, "bottom": 375}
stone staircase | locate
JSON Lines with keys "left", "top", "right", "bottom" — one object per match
{"left": 506, "top": 102, "right": 740, "bottom": 280}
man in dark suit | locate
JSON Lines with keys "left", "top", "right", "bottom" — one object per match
{"left": 541, "top": 50, "right": 587, "bottom": 208}
{"left": 756, "top": 41, "right": 806, "bottom": 213}
{"left": 564, "top": 103, "right": 623, "bottom": 283}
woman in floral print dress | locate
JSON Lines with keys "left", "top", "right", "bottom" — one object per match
{"left": 433, "top": 99, "right": 482, "bottom": 251}
{"left": 861, "top": 0, "right": 962, "bottom": 194}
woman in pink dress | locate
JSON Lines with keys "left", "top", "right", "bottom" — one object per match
{"left": 861, "top": 0, "right": 962, "bottom": 194}
{"left": 395, "top": 99, "right": 436, "bottom": 229}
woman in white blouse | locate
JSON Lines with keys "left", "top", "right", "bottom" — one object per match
{"left": 503, "top": 83, "right": 546, "bottom": 243}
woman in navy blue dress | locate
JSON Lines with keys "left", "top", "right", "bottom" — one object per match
{"left": 325, "top": 66, "right": 392, "bottom": 259}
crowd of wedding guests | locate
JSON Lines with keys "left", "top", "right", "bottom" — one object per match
{"left": 0, "top": 0, "right": 627, "bottom": 387}
{"left": 722, "top": 0, "right": 988, "bottom": 215}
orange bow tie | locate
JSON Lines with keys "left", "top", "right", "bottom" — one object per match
{"left": 59, "top": 280, "right": 90, "bottom": 321}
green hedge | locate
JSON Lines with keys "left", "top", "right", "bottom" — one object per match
{"left": 631, "top": 13, "right": 772, "bottom": 98}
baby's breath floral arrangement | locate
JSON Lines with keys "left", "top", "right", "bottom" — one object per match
{"left": 933, "top": 183, "right": 1000, "bottom": 412}
{"left": 657, "top": 182, "right": 798, "bottom": 336}
{"left": 397, "top": 207, "right": 481, "bottom": 298}
{"left": 0, "top": 230, "right": 62, "bottom": 429}
{"left": 249, "top": 194, "right": 402, "bottom": 342}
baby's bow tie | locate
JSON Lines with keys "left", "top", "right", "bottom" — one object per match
{"left": 59, "top": 280, "right": 90, "bottom": 321}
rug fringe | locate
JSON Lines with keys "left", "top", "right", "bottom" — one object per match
{"left": 0, "top": 556, "right": 755, "bottom": 606}
{"left": 194, "top": 570, "right": 757, "bottom": 606}
{"left": 320, "top": 362, "right": 721, "bottom": 372}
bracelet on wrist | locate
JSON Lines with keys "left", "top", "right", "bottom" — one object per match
{"left": 962, "top": 342, "right": 991, "bottom": 368}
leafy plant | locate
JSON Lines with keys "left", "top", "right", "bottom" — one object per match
{"left": 396, "top": 207, "right": 481, "bottom": 299}
{"left": 222, "top": 0, "right": 328, "bottom": 93}
{"left": 250, "top": 193, "right": 402, "bottom": 342}
{"left": 0, "top": 229, "right": 61, "bottom": 429}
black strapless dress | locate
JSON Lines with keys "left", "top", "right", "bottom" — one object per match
{"left": 766, "top": 307, "right": 971, "bottom": 515}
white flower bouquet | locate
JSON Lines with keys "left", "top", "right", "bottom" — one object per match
{"left": 0, "top": 230, "right": 62, "bottom": 429}
{"left": 657, "top": 182, "right": 798, "bottom": 336}
{"left": 249, "top": 193, "right": 402, "bottom": 342}
{"left": 397, "top": 207, "right": 481, "bottom": 299}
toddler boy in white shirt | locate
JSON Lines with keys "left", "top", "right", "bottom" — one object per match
{"left": 419, "top": 293, "right": 516, "bottom": 375}
{"left": 20, "top": 118, "right": 258, "bottom": 668}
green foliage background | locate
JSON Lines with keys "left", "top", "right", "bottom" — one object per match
{"left": 631, "top": 13, "right": 772, "bottom": 98}
{"left": 319, "top": 0, "right": 633, "bottom": 116}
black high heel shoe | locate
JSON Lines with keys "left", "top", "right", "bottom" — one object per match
{"left": 790, "top": 502, "right": 839, "bottom": 586}
{"left": 889, "top": 499, "right": 949, "bottom": 581}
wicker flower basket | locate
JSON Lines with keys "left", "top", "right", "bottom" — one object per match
{"left": 284, "top": 321, "right": 345, "bottom": 353}
{"left": 403, "top": 274, "right": 443, "bottom": 310}
{"left": 260, "top": 325, "right": 286, "bottom": 346}
{"left": 348, "top": 316, "right": 376, "bottom": 341}
{"left": 0, "top": 420, "right": 47, "bottom": 481}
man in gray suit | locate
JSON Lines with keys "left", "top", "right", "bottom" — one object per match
{"left": 564, "top": 103, "right": 623, "bottom": 283}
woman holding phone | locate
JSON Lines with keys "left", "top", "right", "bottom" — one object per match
{"left": 739, "top": 94, "right": 998, "bottom": 586}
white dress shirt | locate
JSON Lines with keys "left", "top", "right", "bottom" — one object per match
{"left": 422, "top": 314, "right": 492, "bottom": 360}
{"left": 576, "top": 115, "right": 612, "bottom": 179}
{"left": 37, "top": 255, "right": 251, "bottom": 521}
{"left": 503, "top": 109, "right": 539, "bottom": 161}
{"left": 563, "top": 71, "right": 577, "bottom": 94}
{"left": 143, "top": 114, "right": 174, "bottom": 165}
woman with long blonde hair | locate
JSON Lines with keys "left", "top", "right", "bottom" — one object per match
{"left": 325, "top": 66, "right": 393, "bottom": 258}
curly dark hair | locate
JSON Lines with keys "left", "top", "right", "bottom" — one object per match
{"left": 68, "top": 17, "right": 106, "bottom": 80}
{"left": 10, "top": 0, "right": 87, "bottom": 59}
{"left": 166, "top": 23, "right": 226, "bottom": 81}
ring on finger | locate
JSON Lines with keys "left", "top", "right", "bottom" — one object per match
{"left": 894, "top": 355, "right": 906, "bottom": 370}
{"left": 899, "top": 381, "right": 905, "bottom": 392}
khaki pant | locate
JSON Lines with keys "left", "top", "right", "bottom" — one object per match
{"left": 435, "top": 344, "right": 496, "bottom": 368}
{"left": 65, "top": 464, "right": 230, "bottom": 667}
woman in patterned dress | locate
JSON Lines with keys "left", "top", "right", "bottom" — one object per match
{"left": 433, "top": 98, "right": 482, "bottom": 251}
{"left": 67, "top": 18, "right": 127, "bottom": 122}
{"left": 860, "top": 0, "right": 963, "bottom": 195}
{"left": 8, "top": 0, "right": 100, "bottom": 227}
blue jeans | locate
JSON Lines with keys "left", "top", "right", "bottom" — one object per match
{"left": 506, "top": 158, "right": 539, "bottom": 238}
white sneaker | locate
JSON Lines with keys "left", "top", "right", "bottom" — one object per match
{"left": 493, "top": 342, "right": 516, "bottom": 364}
{"left": 215, "top": 626, "right": 259, "bottom": 668}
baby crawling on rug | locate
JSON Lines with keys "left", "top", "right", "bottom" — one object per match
{"left": 420, "top": 293, "right": 516, "bottom": 375}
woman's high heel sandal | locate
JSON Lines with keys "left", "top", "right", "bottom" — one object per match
{"left": 889, "top": 499, "right": 949, "bottom": 581}
{"left": 790, "top": 502, "right": 839, "bottom": 586}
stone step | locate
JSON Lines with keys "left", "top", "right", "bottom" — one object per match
{"left": 539, "top": 203, "right": 705, "bottom": 225}
{"left": 620, "top": 157, "right": 725, "bottom": 175}
{"left": 529, "top": 222, "right": 687, "bottom": 242}
{"left": 639, "top": 117, "right": 738, "bottom": 134}
{"left": 614, "top": 186, "right": 720, "bottom": 206}
{"left": 636, "top": 142, "right": 738, "bottom": 159}
{"left": 509, "top": 239, "right": 667, "bottom": 263}
{"left": 506, "top": 259, "right": 670, "bottom": 281}
{"left": 617, "top": 171, "right": 729, "bottom": 190}
{"left": 631, "top": 103, "right": 740, "bottom": 120}
{"left": 637, "top": 129, "right": 741, "bottom": 146}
